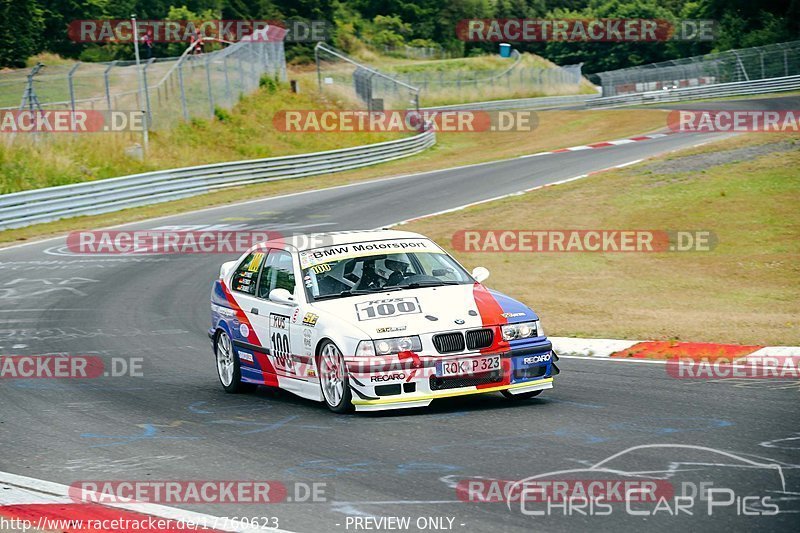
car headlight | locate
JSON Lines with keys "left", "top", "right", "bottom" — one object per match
{"left": 356, "top": 336, "right": 422, "bottom": 356}
{"left": 501, "top": 320, "right": 541, "bottom": 341}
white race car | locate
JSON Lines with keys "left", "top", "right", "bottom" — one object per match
{"left": 209, "top": 230, "right": 558, "bottom": 412}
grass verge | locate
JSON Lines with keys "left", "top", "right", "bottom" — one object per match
{"left": 0, "top": 83, "right": 402, "bottom": 194}
{"left": 294, "top": 51, "right": 596, "bottom": 108}
{"left": 0, "top": 108, "right": 667, "bottom": 245}
{"left": 402, "top": 133, "right": 800, "bottom": 346}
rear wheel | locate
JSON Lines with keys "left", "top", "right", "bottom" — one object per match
{"left": 501, "top": 389, "right": 543, "bottom": 400}
{"left": 215, "top": 330, "right": 256, "bottom": 393}
{"left": 317, "top": 341, "right": 353, "bottom": 413}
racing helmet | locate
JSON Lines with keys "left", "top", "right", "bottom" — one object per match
{"left": 384, "top": 254, "right": 409, "bottom": 272}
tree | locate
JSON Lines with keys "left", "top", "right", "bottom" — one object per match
{"left": 0, "top": 0, "right": 44, "bottom": 67}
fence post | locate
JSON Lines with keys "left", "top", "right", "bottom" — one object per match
{"left": 367, "top": 71, "right": 376, "bottom": 112}
{"left": 177, "top": 59, "right": 189, "bottom": 121}
{"left": 223, "top": 56, "right": 232, "bottom": 105}
{"left": 205, "top": 54, "right": 215, "bottom": 117}
{"left": 315, "top": 44, "right": 322, "bottom": 91}
{"left": 266, "top": 42, "right": 274, "bottom": 76}
{"left": 249, "top": 46, "right": 257, "bottom": 87}
{"left": 104, "top": 61, "right": 117, "bottom": 111}
{"left": 238, "top": 56, "right": 246, "bottom": 94}
{"left": 68, "top": 62, "right": 81, "bottom": 116}
{"left": 278, "top": 42, "right": 286, "bottom": 81}
{"left": 785, "top": 49, "right": 789, "bottom": 76}
{"left": 732, "top": 50, "right": 750, "bottom": 81}
{"left": 142, "top": 58, "right": 155, "bottom": 129}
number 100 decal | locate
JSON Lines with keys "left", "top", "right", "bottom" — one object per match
{"left": 270, "top": 313, "right": 294, "bottom": 373}
{"left": 355, "top": 297, "right": 422, "bottom": 321}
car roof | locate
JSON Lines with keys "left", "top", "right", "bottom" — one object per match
{"left": 253, "top": 229, "right": 431, "bottom": 252}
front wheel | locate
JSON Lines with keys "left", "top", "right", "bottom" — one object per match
{"left": 317, "top": 341, "right": 353, "bottom": 413}
{"left": 215, "top": 330, "right": 256, "bottom": 393}
{"left": 501, "top": 389, "right": 543, "bottom": 401}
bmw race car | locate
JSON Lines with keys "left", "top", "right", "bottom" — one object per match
{"left": 209, "top": 230, "right": 559, "bottom": 412}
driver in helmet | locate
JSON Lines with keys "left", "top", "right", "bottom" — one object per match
{"left": 384, "top": 255, "right": 411, "bottom": 286}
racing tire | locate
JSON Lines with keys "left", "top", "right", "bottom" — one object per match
{"left": 501, "top": 389, "right": 543, "bottom": 400}
{"left": 215, "top": 330, "right": 256, "bottom": 393}
{"left": 317, "top": 340, "right": 353, "bottom": 414}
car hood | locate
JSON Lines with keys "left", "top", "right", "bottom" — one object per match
{"left": 310, "top": 283, "right": 538, "bottom": 337}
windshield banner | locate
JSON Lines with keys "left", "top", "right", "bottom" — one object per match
{"left": 299, "top": 239, "right": 442, "bottom": 269}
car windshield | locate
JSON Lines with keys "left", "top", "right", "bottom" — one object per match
{"left": 299, "top": 239, "right": 473, "bottom": 301}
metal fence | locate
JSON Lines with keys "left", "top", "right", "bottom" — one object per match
{"left": 595, "top": 41, "right": 800, "bottom": 97}
{"left": 314, "top": 43, "right": 584, "bottom": 109}
{"left": 587, "top": 74, "right": 800, "bottom": 108}
{"left": 0, "top": 29, "right": 286, "bottom": 132}
{"left": 378, "top": 45, "right": 451, "bottom": 60}
{"left": 390, "top": 57, "right": 584, "bottom": 91}
{"left": 0, "top": 129, "right": 436, "bottom": 230}
{"left": 314, "top": 43, "right": 421, "bottom": 112}
{"left": 386, "top": 63, "right": 585, "bottom": 105}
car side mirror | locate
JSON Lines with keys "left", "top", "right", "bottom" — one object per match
{"left": 472, "top": 266, "right": 490, "bottom": 283}
{"left": 269, "top": 288, "right": 297, "bottom": 306}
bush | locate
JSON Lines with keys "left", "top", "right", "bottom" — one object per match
{"left": 288, "top": 53, "right": 314, "bottom": 65}
{"left": 78, "top": 45, "right": 116, "bottom": 63}
{"left": 213, "top": 106, "right": 232, "bottom": 122}
{"left": 259, "top": 75, "right": 279, "bottom": 93}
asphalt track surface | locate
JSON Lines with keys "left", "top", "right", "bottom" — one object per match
{"left": 1, "top": 129, "right": 798, "bottom": 533}
{"left": 559, "top": 93, "right": 800, "bottom": 111}
{"left": 654, "top": 94, "right": 800, "bottom": 111}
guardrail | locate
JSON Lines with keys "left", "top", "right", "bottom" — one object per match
{"left": 421, "top": 93, "right": 599, "bottom": 111}
{"left": 587, "top": 75, "right": 800, "bottom": 108}
{"left": 0, "top": 130, "right": 436, "bottom": 231}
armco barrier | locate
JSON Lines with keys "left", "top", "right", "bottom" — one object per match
{"left": 421, "top": 93, "right": 598, "bottom": 111}
{"left": 587, "top": 75, "right": 800, "bottom": 108}
{"left": 0, "top": 130, "right": 436, "bottom": 230}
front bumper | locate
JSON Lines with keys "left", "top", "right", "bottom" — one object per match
{"left": 345, "top": 340, "right": 557, "bottom": 412}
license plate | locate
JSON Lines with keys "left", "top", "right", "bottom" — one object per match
{"left": 437, "top": 355, "right": 501, "bottom": 377}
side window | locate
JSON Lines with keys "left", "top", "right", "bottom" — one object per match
{"left": 258, "top": 250, "right": 296, "bottom": 299}
{"left": 415, "top": 253, "right": 466, "bottom": 282}
{"left": 232, "top": 252, "right": 266, "bottom": 295}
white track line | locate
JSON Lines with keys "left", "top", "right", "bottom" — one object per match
{"left": 0, "top": 470, "right": 296, "bottom": 533}
{"left": 384, "top": 136, "right": 719, "bottom": 229}
{"left": 0, "top": 149, "right": 567, "bottom": 254}
{"left": 0, "top": 130, "right": 691, "bottom": 253}
{"left": 559, "top": 354, "right": 668, "bottom": 365}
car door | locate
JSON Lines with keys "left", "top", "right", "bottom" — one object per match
{"left": 228, "top": 250, "right": 274, "bottom": 380}
{"left": 254, "top": 249, "right": 301, "bottom": 379}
